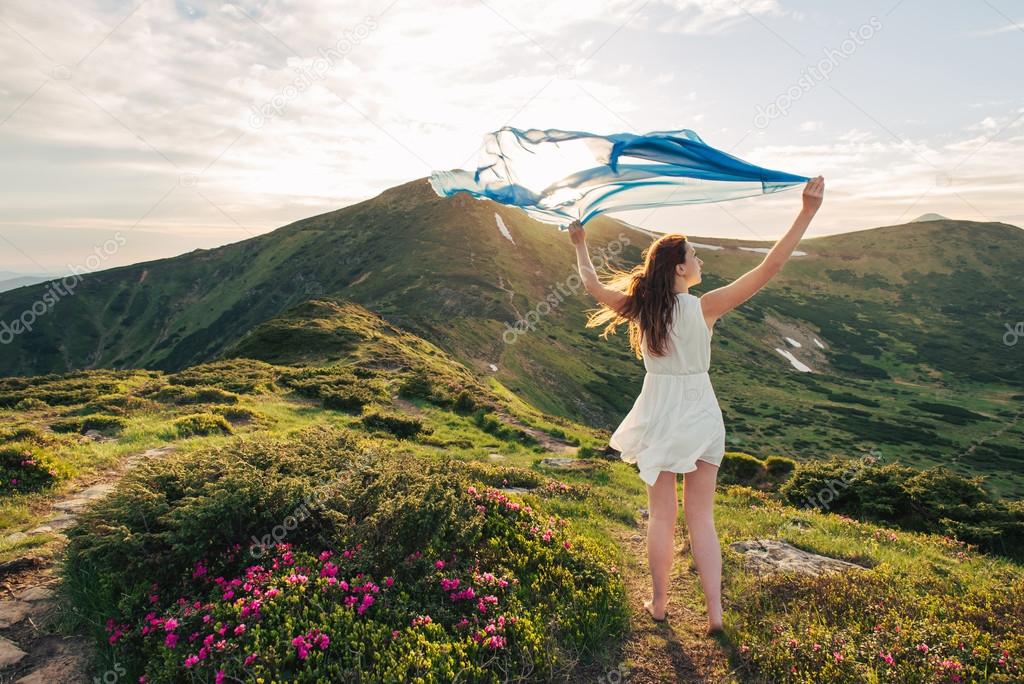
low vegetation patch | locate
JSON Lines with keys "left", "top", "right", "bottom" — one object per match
{"left": 62, "top": 426, "right": 626, "bottom": 682}
{"left": 173, "top": 413, "right": 234, "bottom": 438}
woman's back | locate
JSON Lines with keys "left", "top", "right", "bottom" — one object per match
{"left": 642, "top": 292, "right": 712, "bottom": 375}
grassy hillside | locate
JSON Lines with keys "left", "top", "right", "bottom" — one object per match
{"left": 0, "top": 183, "right": 1021, "bottom": 496}
{"left": 0, "top": 299, "right": 1021, "bottom": 682}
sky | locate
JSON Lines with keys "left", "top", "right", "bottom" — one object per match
{"left": 1, "top": 0, "right": 1022, "bottom": 274}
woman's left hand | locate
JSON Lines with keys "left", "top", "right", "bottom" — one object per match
{"left": 802, "top": 176, "right": 825, "bottom": 213}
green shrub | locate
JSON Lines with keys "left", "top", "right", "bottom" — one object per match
{"left": 173, "top": 413, "right": 233, "bottom": 438}
{"left": 76, "top": 394, "right": 156, "bottom": 416}
{"left": 150, "top": 385, "right": 240, "bottom": 406}
{"left": 0, "top": 443, "right": 68, "bottom": 494}
{"left": 780, "top": 458, "right": 1024, "bottom": 560}
{"left": 0, "top": 424, "right": 47, "bottom": 445}
{"left": 764, "top": 455, "right": 797, "bottom": 479}
{"left": 320, "top": 386, "right": 374, "bottom": 412}
{"left": 50, "top": 414, "right": 127, "bottom": 435}
{"left": 210, "top": 405, "right": 265, "bottom": 425}
{"left": 170, "top": 359, "right": 279, "bottom": 394}
{"left": 361, "top": 411, "right": 428, "bottom": 438}
{"left": 13, "top": 397, "right": 48, "bottom": 410}
{"left": 62, "top": 427, "right": 627, "bottom": 682}
{"left": 719, "top": 451, "right": 766, "bottom": 486}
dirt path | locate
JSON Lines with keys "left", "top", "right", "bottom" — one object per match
{"left": 493, "top": 410, "right": 580, "bottom": 455}
{"left": 0, "top": 446, "right": 174, "bottom": 683}
{"left": 613, "top": 528, "right": 738, "bottom": 683}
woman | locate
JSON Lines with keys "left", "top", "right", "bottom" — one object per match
{"left": 568, "top": 176, "right": 825, "bottom": 633}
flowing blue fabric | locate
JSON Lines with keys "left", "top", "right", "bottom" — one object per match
{"left": 430, "top": 127, "right": 808, "bottom": 227}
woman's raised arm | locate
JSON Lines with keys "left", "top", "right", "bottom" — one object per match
{"left": 700, "top": 176, "right": 825, "bottom": 326}
{"left": 568, "top": 220, "right": 627, "bottom": 312}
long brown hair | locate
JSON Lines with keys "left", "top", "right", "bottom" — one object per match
{"left": 586, "top": 233, "right": 689, "bottom": 359}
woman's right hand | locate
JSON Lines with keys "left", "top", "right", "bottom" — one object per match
{"left": 567, "top": 220, "right": 585, "bottom": 246}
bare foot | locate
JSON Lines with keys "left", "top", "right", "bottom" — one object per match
{"left": 644, "top": 598, "right": 668, "bottom": 622}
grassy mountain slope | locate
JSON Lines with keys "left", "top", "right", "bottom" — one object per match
{"left": 0, "top": 182, "right": 1021, "bottom": 495}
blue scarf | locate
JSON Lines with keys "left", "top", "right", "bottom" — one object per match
{"left": 430, "top": 127, "right": 808, "bottom": 227}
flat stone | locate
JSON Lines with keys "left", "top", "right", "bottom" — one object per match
{"left": 47, "top": 515, "right": 77, "bottom": 530}
{"left": 27, "top": 526, "right": 54, "bottom": 536}
{"left": 487, "top": 453, "right": 506, "bottom": 461}
{"left": 0, "top": 600, "right": 32, "bottom": 628}
{"left": 630, "top": 534, "right": 643, "bottom": 542}
{"left": 78, "top": 483, "right": 114, "bottom": 499}
{"left": 538, "top": 457, "right": 596, "bottom": 471}
{"left": 639, "top": 507, "right": 649, "bottom": 520}
{"left": 499, "top": 487, "right": 534, "bottom": 495}
{"left": 729, "top": 539, "right": 865, "bottom": 576}
{"left": 13, "top": 637, "right": 89, "bottom": 683}
{"left": 0, "top": 636, "right": 27, "bottom": 668}
{"left": 4, "top": 532, "right": 29, "bottom": 544}
{"left": 17, "top": 586, "right": 55, "bottom": 602}
{"left": 52, "top": 498, "right": 88, "bottom": 513}
{"left": 142, "top": 446, "right": 175, "bottom": 458}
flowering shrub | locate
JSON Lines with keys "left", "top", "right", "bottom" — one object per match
{"left": 63, "top": 426, "right": 626, "bottom": 681}
{"left": 0, "top": 443, "right": 66, "bottom": 494}
{"left": 731, "top": 568, "right": 1023, "bottom": 683}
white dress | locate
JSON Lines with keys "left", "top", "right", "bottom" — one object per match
{"left": 609, "top": 292, "right": 726, "bottom": 486}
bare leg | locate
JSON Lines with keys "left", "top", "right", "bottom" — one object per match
{"left": 683, "top": 460, "right": 723, "bottom": 631}
{"left": 645, "top": 471, "right": 678, "bottom": 620}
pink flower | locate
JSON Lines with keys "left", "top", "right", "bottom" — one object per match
{"left": 244, "top": 652, "right": 259, "bottom": 666}
{"left": 165, "top": 633, "right": 179, "bottom": 648}
{"left": 467, "top": 486, "right": 478, "bottom": 496}
{"left": 879, "top": 652, "right": 894, "bottom": 666}
{"left": 164, "top": 618, "right": 178, "bottom": 632}
{"left": 234, "top": 624, "right": 246, "bottom": 636}
{"left": 434, "top": 560, "right": 445, "bottom": 569}
{"left": 740, "top": 645, "right": 750, "bottom": 654}
{"left": 215, "top": 671, "right": 225, "bottom": 684}
{"left": 917, "top": 643, "right": 930, "bottom": 653}
{"left": 833, "top": 652, "right": 844, "bottom": 662}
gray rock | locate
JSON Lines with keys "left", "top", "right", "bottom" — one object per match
{"left": 47, "top": 515, "right": 77, "bottom": 530}
{"left": 499, "top": 487, "right": 534, "bottom": 495}
{"left": 52, "top": 498, "right": 88, "bottom": 513}
{"left": 4, "top": 532, "right": 29, "bottom": 544}
{"left": 26, "top": 526, "right": 54, "bottom": 536}
{"left": 0, "top": 636, "right": 27, "bottom": 667}
{"left": 486, "top": 453, "right": 506, "bottom": 461}
{"left": 0, "top": 600, "right": 32, "bottom": 629}
{"left": 17, "top": 586, "right": 55, "bottom": 602}
{"left": 78, "top": 483, "right": 114, "bottom": 499}
{"left": 729, "top": 539, "right": 864, "bottom": 576}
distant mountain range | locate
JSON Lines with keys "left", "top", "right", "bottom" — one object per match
{"left": 1, "top": 179, "right": 1022, "bottom": 496}
{"left": 0, "top": 272, "right": 52, "bottom": 293}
